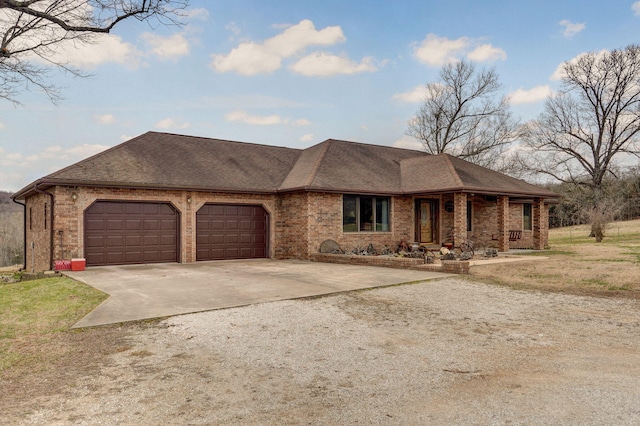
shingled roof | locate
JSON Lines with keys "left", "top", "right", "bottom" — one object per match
{"left": 400, "top": 154, "right": 558, "bottom": 198}
{"left": 21, "top": 132, "right": 301, "bottom": 194}
{"left": 13, "top": 131, "right": 559, "bottom": 200}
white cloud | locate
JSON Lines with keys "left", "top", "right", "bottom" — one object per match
{"left": 141, "top": 32, "right": 190, "bottom": 60}
{"left": 154, "top": 117, "right": 191, "bottom": 129}
{"left": 414, "top": 34, "right": 469, "bottom": 67}
{"left": 509, "top": 85, "right": 552, "bottom": 105}
{"left": 47, "top": 35, "right": 143, "bottom": 69}
{"left": 12, "top": 144, "right": 109, "bottom": 165}
{"left": 413, "top": 33, "right": 506, "bottom": 67}
{"left": 0, "top": 121, "right": 4, "bottom": 130}
{"left": 225, "top": 110, "right": 285, "bottom": 125}
{"left": 300, "top": 134, "right": 314, "bottom": 142}
{"left": 225, "top": 22, "right": 242, "bottom": 39}
{"left": 210, "top": 19, "right": 346, "bottom": 75}
{"left": 290, "top": 52, "right": 378, "bottom": 76}
{"left": 550, "top": 49, "right": 608, "bottom": 80}
{"left": 634, "top": 2, "right": 640, "bottom": 15}
{"left": 392, "top": 135, "right": 423, "bottom": 151}
{"left": 467, "top": 44, "right": 507, "bottom": 62}
{"left": 393, "top": 85, "right": 426, "bottom": 103}
{"left": 292, "top": 118, "right": 312, "bottom": 126}
{"left": 559, "top": 19, "right": 586, "bottom": 37}
{"left": 7, "top": 152, "right": 22, "bottom": 160}
{"left": 93, "top": 114, "right": 115, "bottom": 125}
{"left": 185, "top": 8, "right": 210, "bottom": 20}
{"left": 65, "top": 144, "right": 110, "bottom": 157}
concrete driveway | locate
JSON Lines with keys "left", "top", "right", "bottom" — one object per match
{"left": 66, "top": 259, "right": 452, "bottom": 328}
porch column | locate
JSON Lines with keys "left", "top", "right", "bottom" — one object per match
{"left": 532, "top": 198, "right": 545, "bottom": 249}
{"left": 497, "top": 195, "right": 509, "bottom": 252}
{"left": 453, "top": 192, "right": 467, "bottom": 247}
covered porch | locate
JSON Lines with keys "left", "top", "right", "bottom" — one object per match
{"left": 412, "top": 192, "right": 549, "bottom": 252}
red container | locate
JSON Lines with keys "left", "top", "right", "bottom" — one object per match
{"left": 71, "top": 258, "right": 86, "bottom": 271}
{"left": 54, "top": 260, "right": 72, "bottom": 271}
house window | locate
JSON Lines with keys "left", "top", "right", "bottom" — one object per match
{"left": 523, "top": 203, "right": 532, "bottom": 230}
{"left": 467, "top": 201, "right": 472, "bottom": 231}
{"left": 44, "top": 203, "right": 47, "bottom": 230}
{"left": 343, "top": 195, "right": 390, "bottom": 232}
{"left": 29, "top": 207, "right": 32, "bottom": 231}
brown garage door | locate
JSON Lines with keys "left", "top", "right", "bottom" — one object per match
{"left": 84, "top": 201, "right": 179, "bottom": 266}
{"left": 196, "top": 204, "right": 267, "bottom": 261}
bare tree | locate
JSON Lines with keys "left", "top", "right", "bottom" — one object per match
{"left": 0, "top": 0, "right": 188, "bottom": 104}
{"left": 406, "top": 60, "right": 520, "bottom": 170}
{"left": 523, "top": 45, "right": 640, "bottom": 241}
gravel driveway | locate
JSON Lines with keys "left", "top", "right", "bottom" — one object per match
{"left": 12, "top": 277, "right": 640, "bottom": 425}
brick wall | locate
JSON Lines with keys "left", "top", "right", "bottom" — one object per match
{"left": 441, "top": 194, "right": 454, "bottom": 244}
{"left": 275, "top": 192, "right": 309, "bottom": 259}
{"left": 303, "top": 193, "right": 415, "bottom": 256}
{"left": 28, "top": 186, "right": 277, "bottom": 271}
{"left": 468, "top": 196, "right": 500, "bottom": 249}
{"left": 24, "top": 185, "right": 552, "bottom": 271}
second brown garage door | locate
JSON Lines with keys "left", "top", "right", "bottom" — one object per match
{"left": 196, "top": 204, "right": 268, "bottom": 261}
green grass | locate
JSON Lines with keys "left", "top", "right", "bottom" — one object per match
{"left": 0, "top": 277, "right": 107, "bottom": 372}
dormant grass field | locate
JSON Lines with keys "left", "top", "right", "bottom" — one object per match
{"left": 471, "top": 219, "right": 640, "bottom": 299}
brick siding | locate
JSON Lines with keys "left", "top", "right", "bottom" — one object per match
{"left": 23, "top": 185, "right": 551, "bottom": 272}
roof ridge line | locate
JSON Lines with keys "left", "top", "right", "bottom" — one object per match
{"left": 302, "top": 140, "right": 332, "bottom": 187}
{"left": 441, "top": 153, "right": 465, "bottom": 188}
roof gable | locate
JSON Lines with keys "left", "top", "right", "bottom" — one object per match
{"left": 280, "top": 139, "right": 428, "bottom": 193}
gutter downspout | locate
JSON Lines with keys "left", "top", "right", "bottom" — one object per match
{"left": 33, "top": 182, "right": 55, "bottom": 271}
{"left": 11, "top": 197, "right": 27, "bottom": 271}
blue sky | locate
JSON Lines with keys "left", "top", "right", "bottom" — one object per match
{"left": 2, "top": 0, "right": 640, "bottom": 191}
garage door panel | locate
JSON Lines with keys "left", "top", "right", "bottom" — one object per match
{"left": 196, "top": 204, "right": 268, "bottom": 261}
{"left": 85, "top": 219, "right": 106, "bottom": 231}
{"left": 106, "top": 235, "right": 125, "bottom": 246}
{"left": 160, "top": 219, "right": 177, "bottom": 230}
{"left": 85, "top": 235, "right": 105, "bottom": 247}
{"left": 85, "top": 201, "right": 178, "bottom": 266}
{"left": 125, "top": 203, "right": 144, "bottom": 215}
{"left": 106, "top": 219, "right": 125, "bottom": 230}
{"left": 105, "top": 203, "right": 124, "bottom": 214}
{"left": 143, "top": 219, "right": 159, "bottom": 230}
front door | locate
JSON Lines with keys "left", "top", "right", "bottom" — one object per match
{"left": 416, "top": 199, "right": 438, "bottom": 244}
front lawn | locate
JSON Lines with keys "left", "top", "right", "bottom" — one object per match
{"left": 0, "top": 277, "right": 107, "bottom": 372}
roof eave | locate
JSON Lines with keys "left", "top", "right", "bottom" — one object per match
{"left": 12, "top": 179, "right": 280, "bottom": 198}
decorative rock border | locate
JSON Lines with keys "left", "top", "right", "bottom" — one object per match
{"left": 310, "top": 253, "right": 470, "bottom": 274}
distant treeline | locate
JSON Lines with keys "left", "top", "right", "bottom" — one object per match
{"left": 547, "top": 171, "right": 640, "bottom": 228}
{"left": 0, "top": 190, "right": 22, "bottom": 213}
{"left": 0, "top": 191, "right": 24, "bottom": 267}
